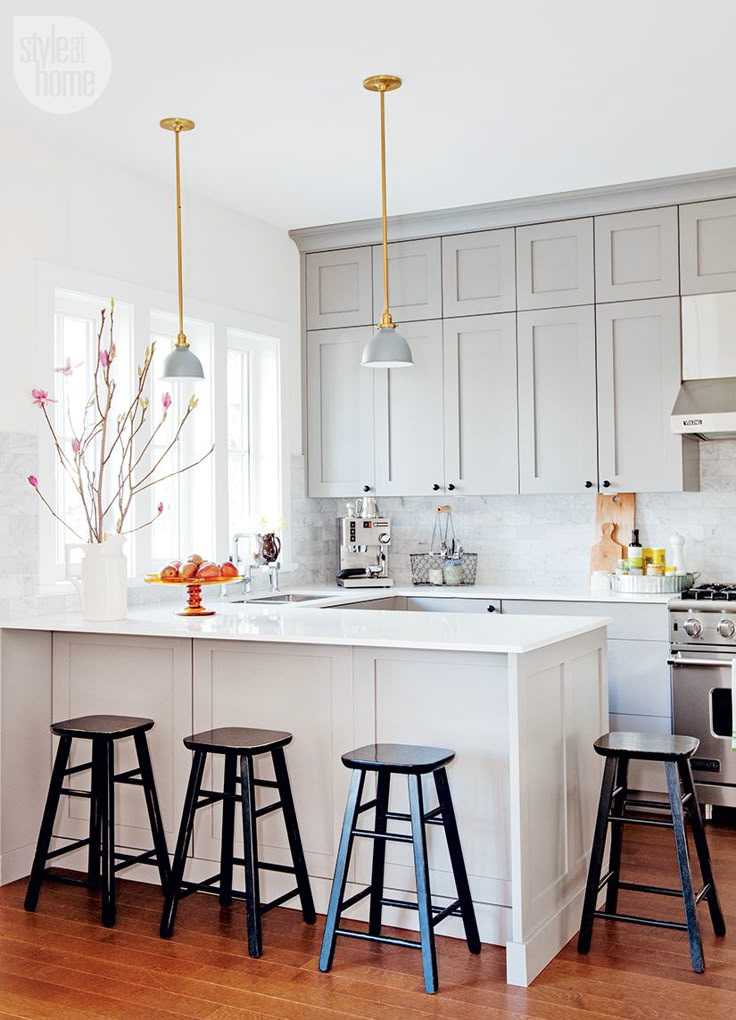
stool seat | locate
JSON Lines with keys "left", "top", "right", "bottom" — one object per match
{"left": 51, "top": 714, "right": 154, "bottom": 739}
{"left": 594, "top": 731, "right": 699, "bottom": 761}
{"left": 341, "top": 743, "right": 455, "bottom": 774}
{"left": 183, "top": 727, "right": 292, "bottom": 754}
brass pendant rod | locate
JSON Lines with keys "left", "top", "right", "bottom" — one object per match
{"left": 378, "top": 87, "right": 393, "bottom": 329}
{"left": 173, "top": 126, "right": 187, "bottom": 347}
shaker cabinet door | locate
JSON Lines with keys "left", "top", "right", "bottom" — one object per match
{"left": 374, "top": 319, "right": 445, "bottom": 495}
{"left": 680, "top": 197, "right": 736, "bottom": 294}
{"left": 306, "top": 247, "right": 373, "bottom": 329}
{"left": 596, "top": 298, "right": 687, "bottom": 493}
{"left": 517, "top": 306, "right": 597, "bottom": 494}
{"left": 594, "top": 206, "right": 679, "bottom": 302}
{"left": 307, "top": 327, "right": 375, "bottom": 497}
{"left": 372, "top": 237, "right": 442, "bottom": 322}
{"left": 441, "top": 229, "right": 516, "bottom": 316}
{"left": 443, "top": 313, "right": 518, "bottom": 495}
{"left": 516, "top": 218, "right": 594, "bottom": 310}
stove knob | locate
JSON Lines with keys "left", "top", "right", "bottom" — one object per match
{"left": 718, "top": 619, "right": 736, "bottom": 639}
{"left": 684, "top": 618, "right": 702, "bottom": 638}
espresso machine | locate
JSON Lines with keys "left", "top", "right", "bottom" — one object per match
{"left": 336, "top": 515, "right": 393, "bottom": 587}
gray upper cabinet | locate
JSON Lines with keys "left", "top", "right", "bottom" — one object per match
{"left": 371, "top": 237, "right": 442, "bottom": 323}
{"left": 306, "top": 247, "right": 373, "bottom": 330}
{"left": 517, "top": 305, "right": 598, "bottom": 493}
{"left": 680, "top": 198, "right": 736, "bottom": 294}
{"left": 306, "top": 327, "right": 375, "bottom": 497}
{"left": 596, "top": 298, "right": 698, "bottom": 493}
{"left": 441, "top": 229, "right": 516, "bottom": 317}
{"left": 443, "top": 314, "right": 518, "bottom": 495}
{"left": 516, "top": 218, "right": 594, "bottom": 310}
{"left": 594, "top": 207, "right": 679, "bottom": 302}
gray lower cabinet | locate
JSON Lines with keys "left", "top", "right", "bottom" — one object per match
{"left": 517, "top": 305, "right": 598, "bottom": 494}
{"left": 596, "top": 298, "right": 699, "bottom": 493}
{"left": 306, "top": 247, "right": 373, "bottom": 330}
{"left": 594, "top": 206, "right": 679, "bottom": 302}
{"left": 306, "top": 327, "right": 375, "bottom": 497}
{"left": 371, "top": 237, "right": 442, "bottom": 323}
{"left": 516, "top": 218, "right": 594, "bottom": 310}
{"left": 442, "top": 314, "right": 518, "bottom": 495}
{"left": 441, "top": 229, "right": 516, "bottom": 316}
{"left": 680, "top": 197, "right": 736, "bottom": 294}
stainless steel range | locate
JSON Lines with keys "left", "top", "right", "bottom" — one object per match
{"left": 669, "top": 583, "right": 736, "bottom": 807}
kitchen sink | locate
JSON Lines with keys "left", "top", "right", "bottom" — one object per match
{"left": 247, "top": 593, "right": 325, "bottom": 604}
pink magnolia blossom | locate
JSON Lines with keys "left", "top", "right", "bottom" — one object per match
{"left": 157, "top": 502, "right": 164, "bottom": 514}
{"left": 99, "top": 350, "right": 110, "bottom": 368}
{"left": 27, "top": 475, "right": 38, "bottom": 487}
{"left": 31, "top": 388, "right": 56, "bottom": 407}
{"left": 71, "top": 438, "right": 80, "bottom": 454}
{"left": 162, "top": 392, "right": 172, "bottom": 411}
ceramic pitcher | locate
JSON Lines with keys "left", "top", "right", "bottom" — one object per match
{"left": 65, "top": 534, "right": 127, "bottom": 621}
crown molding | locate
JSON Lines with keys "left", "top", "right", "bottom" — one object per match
{"left": 289, "top": 167, "right": 736, "bottom": 253}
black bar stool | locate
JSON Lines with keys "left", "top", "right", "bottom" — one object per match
{"left": 319, "top": 743, "right": 480, "bottom": 994}
{"left": 24, "top": 714, "right": 170, "bottom": 927}
{"left": 578, "top": 732, "right": 726, "bottom": 972}
{"left": 160, "top": 727, "right": 315, "bottom": 956}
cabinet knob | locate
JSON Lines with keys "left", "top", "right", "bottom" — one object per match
{"left": 447, "top": 483, "right": 456, "bottom": 491}
{"left": 432, "top": 483, "right": 441, "bottom": 492}
{"left": 363, "top": 485, "right": 371, "bottom": 493}
{"left": 487, "top": 604, "right": 496, "bottom": 613}
{"left": 584, "top": 480, "right": 593, "bottom": 489}
{"left": 602, "top": 479, "right": 611, "bottom": 488}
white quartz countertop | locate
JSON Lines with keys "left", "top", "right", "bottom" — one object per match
{"left": 305, "top": 583, "right": 675, "bottom": 605}
{"left": 0, "top": 598, "right": 609, "bottom": 655}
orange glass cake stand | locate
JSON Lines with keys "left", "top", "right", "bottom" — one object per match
{"left": 144, "top": 574, "right": 242, "bottom": 616}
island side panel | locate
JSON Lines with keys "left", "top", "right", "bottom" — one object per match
{"left": 351, "top": 646, "right": 513, "bottom": 946}
{"left": 506, "top": 626, "right": 608, "bottom": 987}
{"left": 0, "top": 629, "right": 52, "bottom": 884}
{"left": 192, "top": 640, "right": 356, "bottom": 909}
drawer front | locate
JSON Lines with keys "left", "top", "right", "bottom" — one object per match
{"left": 499, "top": 599, "right": 668, "bottom": 641}
{"left": 406, "top": 597, "right": 501, "bottom": 614}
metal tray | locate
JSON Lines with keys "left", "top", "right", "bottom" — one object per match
{"left": 610, "top": 572, "right": 695, "bottom": 594}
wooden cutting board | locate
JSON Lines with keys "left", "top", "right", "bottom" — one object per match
{"left": 594, "top": 493, "right": 635, "bottom": 548}
{"left": 590, "top": 522, "right": 625, "bottom": 575}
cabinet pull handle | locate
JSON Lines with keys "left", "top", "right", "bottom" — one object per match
{"left": 432, "top": 483, "right": 441, "bottom": 492}
{"left": 363, "top": 485, "right": 371, "bottom": 492}
{"left": 487, "top": 604, "right": 496, "bottom": 613}
{"left": 447, "top": 483, "right": 456, "bottom": 491}
{"left": 584, "top": 480, "right": 593, "bottom": 488}
{"left": 602, "top": 479, "right": 611, "bottom": 488}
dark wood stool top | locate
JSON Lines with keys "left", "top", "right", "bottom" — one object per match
{"left": 341, "top": 743, "right": 455, "bottom": 774}
{"left": 50, "top": 715, "right": 154, "bottom": 739}
{"left": 594, "top": 732, "right": 699, "bottom": 761}
{"left": 183, "top": 727, "right": 293, "bottom": 754}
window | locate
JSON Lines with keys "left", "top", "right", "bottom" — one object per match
{"left": 39, "top": 269, "right": 285, "bottom": 587}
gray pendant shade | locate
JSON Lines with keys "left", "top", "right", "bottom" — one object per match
{"left": 160, "top": 344, "right": 205, "bottom": 380}
{"left": 361, "top": 326, "right": 414, "bottom": 368}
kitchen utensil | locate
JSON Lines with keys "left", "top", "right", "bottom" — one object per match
{"left": 594, "top": 493, "right": 635, "bottom": 549}
{"left": 355, "top": 496, "right": 378, "bottom": 518}
{"left": 590, "top": 522, "right": 624, "bottom": 575}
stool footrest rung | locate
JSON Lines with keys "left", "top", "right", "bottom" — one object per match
{"left": 43, "top": 872, "right": 90, "bottom": 887}
{"left": 357, "top": 798, "right": 378, "bottom": 814}
{"left": 63, "top": 761, "right": 93, "bottom": 776}
{"left": 340, "top": 886, "right": 372, "bottom": 911}
{"left": 46, "top": 837, "right": 91, "bottom": 859}
{"left": 597, "top": 868, "right": 615, "bottom": 891}
{"left": 60, "top": 788, "right": 92, "bottom": 799}
{"left": 254, "top": 801, "right": 282, "bottom": 818}
{"left": 607, "top": 814, "right": 674, "bottom": 829}
{"left": 351, "top": 827, "right": 413, "bottom": 844}
{"left": 385, "top": 808, "right": 444, "bottom": 825}
{"left": 178, "top": 873, "right": 221, "bottom": 899}
{"left": 260, "top": 888, "right": 299, "bottom": 914}
{"left": 335, "top": 927, "right": 421, "bottom": 949}
{"left": 593, "top": 908, "right": 688, "bottom": 932}
{"left": 231, "top": 856, "right": 296, "bottom": 875}
{"left": 379, "top": 895, "right": 463, "bottom": 926}
{"left": 114, "top": 767, "right": 143, "bottom": 785}
{"left": 618, "top": 879, "right": 684, "bottom": 898}
{"left": 113, "top": 848, "right": 158, "bottom": 872}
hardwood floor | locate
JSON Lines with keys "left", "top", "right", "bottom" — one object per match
{"left": 1, "top": 817, "right": 736, "bottom": 1019}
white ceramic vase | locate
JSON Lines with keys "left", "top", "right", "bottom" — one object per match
{"left": 66, "top": 534, "right": 128, "bottom": 621}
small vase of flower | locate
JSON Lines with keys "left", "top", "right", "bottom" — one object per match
{"left": 28, "top": 301, "right": 213, "bottom": 620}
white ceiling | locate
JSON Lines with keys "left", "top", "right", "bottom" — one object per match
{"left": 5, "top": 1, "right": 736, "bottom": 231}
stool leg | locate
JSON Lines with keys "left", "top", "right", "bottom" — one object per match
{"left": 100, "top": 738, "right": 116, "bottom": 927}
{"left": 134, "top": 731, "right": 171, "bottom": 893}
{"left": 368, "top": 771, "right": 391, "bottom": 937}
{"left": 24, "top": 735, "right": 72, "bottom": 911}
{"left": 604, "top": 756, "right": 629, "bottom": 915}
{"left": 319, "top": 768, "right": 366, "bottom": 973}
{"left": 271, "top": 746, "right": 316, "bottom": 924}
{"left": 160, "top": 749, "right": 206, "bottom": 938}
{"left": 240, "top": 753, "right": 262, "bottom": 958}
{"left": 665, "top": 760, "right": 704, "bottom": 973}
{"left": 87, "top": 738, "right": 104, "bottom": 890}
{"left": 219, "top": 753, "right": 237, "bottom": 907}
{"left": 678, "top": 759, "right": 726, "bottom": 938}
{"left": 408, "top": 774, "right": 438, "bottom": 994}
{"left": 433, "top": 767, "right": 480, "bottom": 954}
{"left": 578, "top": 755, "right": 617, "bottom": 954}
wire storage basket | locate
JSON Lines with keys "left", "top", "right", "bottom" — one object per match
{"left": 410, "top": 552, "right": 478, "bottom": 586}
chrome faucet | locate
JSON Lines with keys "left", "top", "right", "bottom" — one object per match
{"left": 230, "top": 532, "right": 256, "bottom": 598}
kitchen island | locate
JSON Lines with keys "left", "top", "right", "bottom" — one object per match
{"left": 0, "top": 601, "right": 607, "bottom": 986}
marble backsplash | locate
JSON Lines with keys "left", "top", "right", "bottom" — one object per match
{"left": 289, "top": 441, "right": 736, "bottom": 589}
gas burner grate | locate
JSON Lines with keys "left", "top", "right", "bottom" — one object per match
{"left": 680, "top": 584, "right": 736, "bottom": 601}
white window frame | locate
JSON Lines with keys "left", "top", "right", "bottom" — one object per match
{"left": 36, "top": 262, "right": 289, "bottom": 590}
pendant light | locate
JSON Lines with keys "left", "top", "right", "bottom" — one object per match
{"left": 159, "top": 117, "right": 205, "bottom": 380}
{"left": 360, "top": 75, "right": 413, "bottom": 369}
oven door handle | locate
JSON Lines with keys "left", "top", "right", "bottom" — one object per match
{"left": 667, "top": 657, "right": 735, "bottom": 667}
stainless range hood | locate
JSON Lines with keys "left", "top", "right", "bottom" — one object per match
{"left": 672, "top": 293, "right": 736, "bottom": 439}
